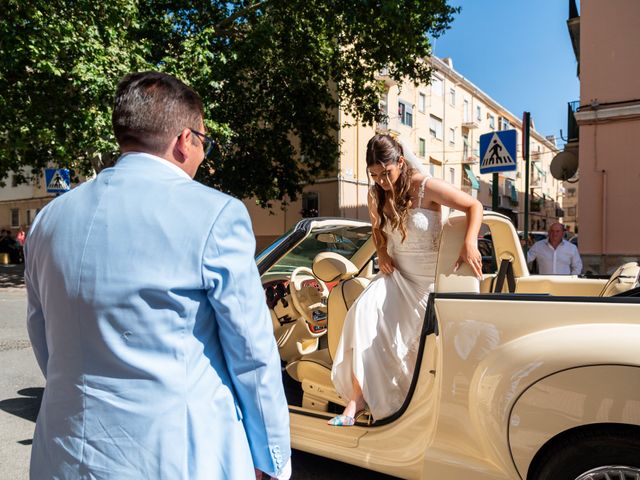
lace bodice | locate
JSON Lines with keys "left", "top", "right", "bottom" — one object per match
{"left": 383, "top": 178, "right": 442, "bottom": 283}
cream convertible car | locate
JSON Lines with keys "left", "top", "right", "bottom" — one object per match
{"left": 255, "top": 212, "right": 640, "bottom": 480}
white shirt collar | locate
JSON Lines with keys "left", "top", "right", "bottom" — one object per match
{"left": 546, "top": 238, "right": 568, "bottom": 248}
{"left": 120, "top": 152, "right": 192, "bottom": 180}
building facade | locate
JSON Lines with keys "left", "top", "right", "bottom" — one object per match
{"left": 249, "top": 56, "right": 561, "bottom": 250}
{"left": 0, "top": 172, "right": 54, "bottom": 235}
{"left": 567, "top": 0, "right": 640, "bottom": 273}
{"left": 2, "top": 59, "right": 562, "bottom": 255}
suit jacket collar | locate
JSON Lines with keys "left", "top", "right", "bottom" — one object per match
{"left": 117, "top": 152, "right": 192, "bottom": 180}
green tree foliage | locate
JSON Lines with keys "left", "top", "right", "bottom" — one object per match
{"left": 0, "top": 0, "right": 458, "bottom": 204}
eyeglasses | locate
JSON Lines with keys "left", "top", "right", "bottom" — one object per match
{"left": 190, "top": 129, "right": 216, "bottom": 158}
{"left": 179, "top": 128, "right": 215, "bottom": 158}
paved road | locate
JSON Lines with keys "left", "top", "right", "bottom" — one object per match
{"left": 0, "top": 267, "right": 399, "bottom": 480}
{"left": 0, "top": 273, "right": 42, "bottom": 480}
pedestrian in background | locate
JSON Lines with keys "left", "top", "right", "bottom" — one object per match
{"left": 25, "top": 71, "right": 291, "bottom": 480}
{"left": 527, "top": 222, "right": 582, "bottom": 275}
{"left": 16, "top": 226, "right": 26, "bottom": 246}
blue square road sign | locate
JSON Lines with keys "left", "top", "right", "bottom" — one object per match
{"left": 45, "top": 168, "right": 71, "bottom": 193}
{"left": 479, "top": 130, "right": 517, "bottom": 174}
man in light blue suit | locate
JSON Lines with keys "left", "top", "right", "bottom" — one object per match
{"left": 25, "top": 72, "right": 291, "bottom": 479}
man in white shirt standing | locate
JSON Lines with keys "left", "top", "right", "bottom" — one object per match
{"left": 527, "top": 222, "right": 583, "bottom": 275}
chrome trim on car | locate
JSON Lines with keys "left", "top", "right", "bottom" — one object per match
{"left": 574, "top": 465, "right": 640, "bottom": 480}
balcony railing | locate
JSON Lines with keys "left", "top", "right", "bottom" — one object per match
{"left": 531, "top": 198, "right": 542, "bottom": 213}
{"left": 568, "top": 100, "right": 580, "bottom": 142}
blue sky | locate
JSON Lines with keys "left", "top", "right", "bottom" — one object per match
{"left": 432, "top": 0, "right": 579, "bottom": 145}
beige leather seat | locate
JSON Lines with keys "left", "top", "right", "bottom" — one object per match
{"left": 285, "top": 252, "right": 370, "bottom": 411}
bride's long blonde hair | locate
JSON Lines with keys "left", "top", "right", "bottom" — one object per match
{"left": 366, "top": 134, "right": 415, "bottom": 248}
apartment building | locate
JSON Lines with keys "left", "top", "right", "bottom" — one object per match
{"left": 0, "top": 172, "right": 53, "bottom": 235}
{"left": 565, "top": 0, "right": 640, "bottom": 274}
{"left": 1, "top": 58, "right": 561, "bottom": 253}
{"left": 248, "top": 56, "right": 561, "bottom": 250}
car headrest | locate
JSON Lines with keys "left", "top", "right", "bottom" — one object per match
{"left": 312, "top": 252, "right": 359, "bottom": 282}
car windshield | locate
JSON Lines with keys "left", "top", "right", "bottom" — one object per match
{"left": 267, "top": 224, "right": 371, "bottom": 275}
{"left": 255, "top": 228, "right": 295, "bottom": 264}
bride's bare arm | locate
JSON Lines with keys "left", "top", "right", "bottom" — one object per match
{"left": 367, "top": 192, "right": 395, "bottom": 274}
{"left": 423, "top": 178, "right": 484, "bottom": 279}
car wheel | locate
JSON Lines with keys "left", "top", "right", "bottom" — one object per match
{"left": 530, "top": 426, "right": 640, "bottom": 480}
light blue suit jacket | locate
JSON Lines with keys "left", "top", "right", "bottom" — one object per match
{"left": 25, "top": 153, "right": 290, "bottom": 479}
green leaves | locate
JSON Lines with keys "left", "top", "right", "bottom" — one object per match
{"left": 0, "top": 0, "right": 151, "bottom": 179}
{"left": 0, "top": 0, "right": 458, "bottom": 204}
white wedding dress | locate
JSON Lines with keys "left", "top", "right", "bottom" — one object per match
{"left": 331, "top": 178, "right": 442, "bottom": 420}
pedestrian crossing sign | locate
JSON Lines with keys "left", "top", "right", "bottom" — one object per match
{"left": 479, "top": 130, "right": 517, "bottom": 174}
{"left": 45, "top": 168, "right": 71, "bottom": 193}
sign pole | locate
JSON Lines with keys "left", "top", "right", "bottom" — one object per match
{"left": 492, "top": 172, "right": 499, "bottom": 211}
{"left": 523, "top": 112, "right": 531, "bottom": 252}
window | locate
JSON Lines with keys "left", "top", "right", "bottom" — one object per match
{"left": 567, "top": 188, "right": 576, "bottom": 197}
{"left": 567, "top": 206, "right": 576, "bottom": 216}
{"left": 27, "top": 208, "right": 39, "bottom": 225}
{"left": 378, "top": 93, "right": 388, "bottom": 130}
{"left": 448, "top": 127, "right": 455, "bottom": 145}
{"left": 449, "top": 167, "right": 455, "bottom": 185}
{"left": 476, "top": 106, "right": 482, "bottom": 121}
{"left": 431, "top": 76, "right": 444, "bottom": 96}
{"left": 474, "top": 140, "right": 480, "bottom": 156}
{"left": 418, "top": 93, "right": 426, "bottom": 113}
{"left": 500, "top": 117, "right": 510, "bottom": 130}
{"left": 10, "top": 208, "right": 19, "bottom": 228}
{"left": 398, "top": 101, "right": 413, "bottom": 127}
{"left": 463, "top": 134, "right": 469, "bottom": 158}
{"left": 429, "top": 115, "right": 443, "bottom": 140}
{"left": 429, "top": 163, "right": 436, "bottom": 176}
{"left": 301, "top": 192, "right": 319, "bottom": 218}
{"left": 463, "top": 99, "right": 470, "bottom": 122}
{"left": 488, "top": 114, "right": 495, "bottom": 129}
{"left": 449, "top": 88, "right": 456, "bottom": 106}
{"left": 419, "top": 138, "right": 426, "bottom": 157}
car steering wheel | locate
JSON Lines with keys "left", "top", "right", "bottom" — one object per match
{"left": 288, "top": 267, "right": 329, "bottom": 323}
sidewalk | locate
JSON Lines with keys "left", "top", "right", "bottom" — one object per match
{"left": 0, "top": 264, "right": 25, "bottom": 289}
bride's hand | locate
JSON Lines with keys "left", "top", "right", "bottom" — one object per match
{"left": 454, "top": 241, "right": 483, "bottom": 279}
{"left": 377, "top": 251, "right": 395, "bottom": 275}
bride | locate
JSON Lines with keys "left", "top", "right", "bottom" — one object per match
{"left": 329, "top": 133, "right": 483, "bottom": 426}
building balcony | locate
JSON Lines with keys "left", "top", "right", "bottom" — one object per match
{"left": 375, "top": 67, "right": 398, "bottom": 88}
{"left": 567, "top": 100, "right": 579, "bottom": 142}
{"left": 461, "top": 121, "right": 479, "bottom": 130}
{"left": 567, "top": 0, "right": 580, "bottom": 70}
{"left": 531, "top": 198, "right": 543, "bottom": 212}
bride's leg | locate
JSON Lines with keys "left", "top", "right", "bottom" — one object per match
{"left": 342, "top": 373, "right": 366, "bottom": 417}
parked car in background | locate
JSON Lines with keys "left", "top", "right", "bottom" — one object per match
{"left": 570, "top": 234, "right": 579, "bottom": 247}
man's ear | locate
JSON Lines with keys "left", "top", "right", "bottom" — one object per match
{"left": 174, "top": 128, "right": 193, "bottom": 163}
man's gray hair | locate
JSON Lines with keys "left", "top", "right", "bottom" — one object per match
{"left": 112, "top": 72, "right": 204, "bottom": 154}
